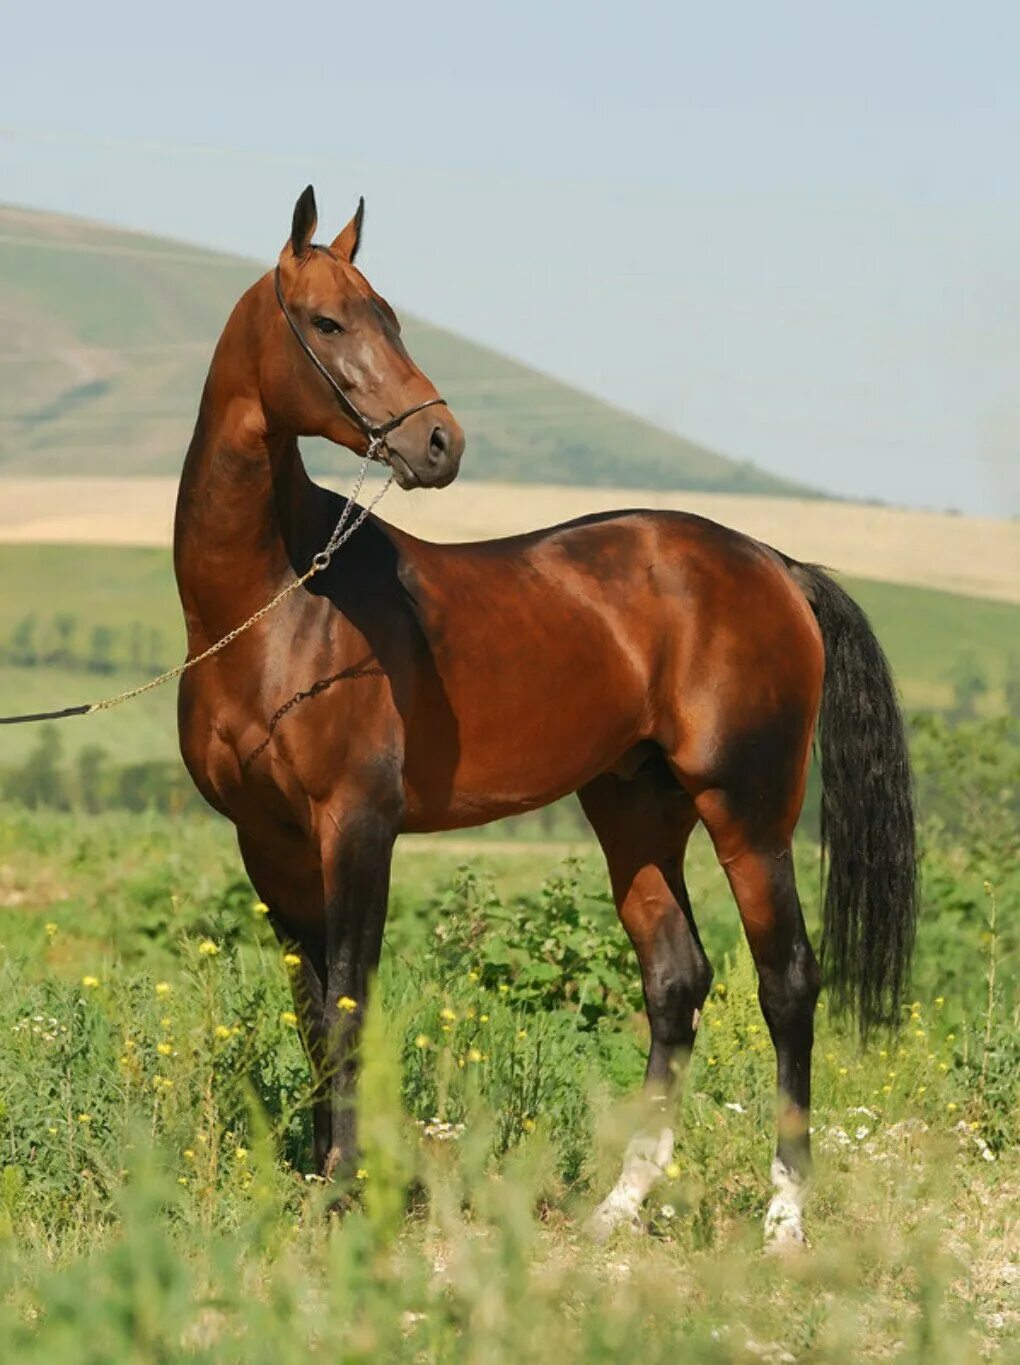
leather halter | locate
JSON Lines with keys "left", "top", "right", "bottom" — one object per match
{"left": 273, "top": 265, "right": 447, "bottom": 462}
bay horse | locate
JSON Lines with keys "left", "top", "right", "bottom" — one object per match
{"left": 175, "top": 187, "right": 917, "bottom": 1247}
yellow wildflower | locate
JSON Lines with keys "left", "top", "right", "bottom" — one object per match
{"left": 522, "top": 1117, "right": 536, "bottom": 1133}
{"left": 280, "top": 1011, "right": 298, "bottom": 1027}
{"left": 480, "top": 1014, "right": 489, "bottom": 1024}
{"left": 935, "top": 996, "right": 945, "bottom": 1008}
{"left": 439, "top": 1007, "right": 457, "bottom": 1022}
{"left": 947, "top": 1102, "right": 957, "bottom": 1113}
{"left": 517, "top": 1029, "right": 528, "bottom": 1040}
{"left": 498, "top": 984, "right": 509, "bottom": 995}
{"left": 160, "top": 1017, "right": 172, "bottom": 1030}
{"left": 283, "top": 952, "right": 301, "bottom": 969}
{"left": 356, "top": 1168, "right": 368, "bottom": 1180}
{"left": 338, "top": 996, "right": 357, "bottom": 1014}
{"left": 707, "top": 1056, "right": 718, "bottom": 1067}
{"left": 44, "top": 922, "right": 58, "bottom": 937}
{"left": 665, "top": 1161, "right": 680, "bottom": 1179}
{"left": 183, "top": 1149, "right": 195, "bottom": 1161}
{"left": 918, "top": 1085, "right": 927, "bottom": 1095}
{"left": 234, "top": 1147, "right": 249, "bottom": 1162}
{"left": 156, "top": 1042, "right": 173, "bottom": 1057}
{"left": 77, "top": 1113, "right": 91, "bottom": 1124}
{"left": 467, "top": 970, "right": 479, "bottom": 982}
{"left": 47, "top": 1126, "right": 58, "bottom": 1136}
{"left": 197, "top": 940, "right": 219, "bottom": 957}
{"left": 467, "top": 1047, "right": 483, "bottom": 1063}
{"left": 414, "top": 1034, "right": 430, "bottom": 1050}
{"left": 177, "top": 1176, "right": 189, "bottom": 1187}
{"left": 253, "top": 901, "right": 270, "bottom": 916}
{"left": 214, "top": 1025, "right": 232, "bottom": 1040}
{"left": 81, "top": 975, "right": 99, "bottom": 989}
{"left": 154, "top": 981, "right": 171, "bottom": 997}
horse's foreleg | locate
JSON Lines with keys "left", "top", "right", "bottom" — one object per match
{"left": 318, "top": 806, "right": 396, "bottom": 1184}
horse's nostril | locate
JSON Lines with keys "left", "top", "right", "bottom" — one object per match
{"left": 428, "top": 424, "right": 449, "bottom": 463}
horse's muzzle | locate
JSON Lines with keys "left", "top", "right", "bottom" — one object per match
{"left": 388, "top": 412, "right": 465, "bottom": 489}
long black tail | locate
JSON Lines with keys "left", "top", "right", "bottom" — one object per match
{"left": 790, "top": 563, "right": 918, "bottom": 1037}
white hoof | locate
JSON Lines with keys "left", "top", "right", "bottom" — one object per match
{"left": 763, "top": 1157, "right": 808, "bottom": 1253}
{"left": 763, "top": 1196, "right": 807, "bottom": 1253}
{"left": 584, "top": 1126, "right": 674, "bottom": 1243}
{"left": 584, "top": 1192, "right": 647, "bottom": 1243}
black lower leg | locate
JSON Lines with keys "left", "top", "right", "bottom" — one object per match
{"left": 643, "top": 864, "right": 713, "bottom": 1091}
{"left": 757, "top": 930, "right": 821, "bottom": 1181}
{"left": 321, "top": 808, "right": 395, "bottom": 1179}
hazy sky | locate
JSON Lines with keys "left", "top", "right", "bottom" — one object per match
{"left": 2, "top": 1, "right": 1018, "bottom": 514}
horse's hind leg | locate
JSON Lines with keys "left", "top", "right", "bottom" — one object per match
{"left": 578, "top": 767, "right": 711, "bottom": 1240}
{"left": 694, "top": 787, "right": 821, "bottom": 1251}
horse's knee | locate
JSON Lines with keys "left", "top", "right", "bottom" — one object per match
{"left": 644, "top": 942, "right": 713, "bottom": 1047}
{"left": 758, "top": 940, "right": 821, "bottom": 1036}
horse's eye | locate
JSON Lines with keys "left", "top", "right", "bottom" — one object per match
{"left": 312, "top": 316, "right": 343, "bottom": 336}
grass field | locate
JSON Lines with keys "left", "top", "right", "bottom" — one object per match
{"left": 0, "top": 205, "right": 808, "bottom": 497}
{"left": 0, "top": 542, "right": 1016, "bottom": 767}
{"left": 0, "top": 789, "right": 1015, "bottom": 1360}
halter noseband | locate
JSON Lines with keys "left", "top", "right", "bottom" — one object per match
{"left": 273, "top": 265, "right": 447, "bottom": 463}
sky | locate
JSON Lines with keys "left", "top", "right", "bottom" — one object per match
{"left": 1, "top": 0, "right": 1018, "bottom": 515}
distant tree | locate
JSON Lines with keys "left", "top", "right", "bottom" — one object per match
{"left": 10, "top": 614, "right": 39, "bottom": 667}
{"left": 148, "top": 628, "right": 166, "bottom": 674}
{"left": 2, "top": 725, "right": 68, "bottom": 809}
{"left": 75, "top": 744, "right": 110, "bottom": 814}
{"left": 127, "top": 622, "right": 144, "bottom": 672}
{"left": 1005, "top": 655, "right": 1020, "bottom": 720}
{"left": 87, "top": 625, "right": 117, "bottom": 674}
{"left": 48, "top": 612, "right": 78, "bottom": 668}
{"left": 948, "top": 652, "right": 989, "bottom": 724}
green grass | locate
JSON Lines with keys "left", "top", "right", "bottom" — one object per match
{"left": 0, "top": 205, "right": 811, "bottom": 496}
{"left": 0, "top": 800, "right": 1015, "bottom": 1360}
{"left": 0, "top": 543, "right": 1016, "bottom": 766}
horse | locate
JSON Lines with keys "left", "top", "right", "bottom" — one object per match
{"left": 174, "top": 186, "right": 917, "bottom": 1247}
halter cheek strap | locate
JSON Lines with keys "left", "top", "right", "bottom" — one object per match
{"left": 273, "top": 265, "right": 447, "bottom": 461}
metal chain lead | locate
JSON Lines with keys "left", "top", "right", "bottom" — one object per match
{"left": 87, "top": 458, "right": 394, "bottom": 714}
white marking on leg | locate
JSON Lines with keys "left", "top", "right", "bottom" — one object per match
{"left": 763, "top": 1156, "right": 807, "bottom": 1252}
{"left": 585, "top": 1125, "right": 674, "bottom": 1243}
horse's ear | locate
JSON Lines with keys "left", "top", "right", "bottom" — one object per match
{"left": 331, "top": 197, "right": 365, "bottom": 263}
{"left": 288, "top": 185, "right": 318, "bottom": 259}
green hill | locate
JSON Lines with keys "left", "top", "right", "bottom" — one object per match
{"left": 0, "top": 204, "right": 812, "bottom": 495}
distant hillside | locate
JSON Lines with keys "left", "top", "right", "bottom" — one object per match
{"left": 0, "top": 205, "right": 813, "bottom": 496}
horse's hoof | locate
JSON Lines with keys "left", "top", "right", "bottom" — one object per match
{"left": 583, "top": 1197, "right": 647, "bottom": 1244}
{"left": 763, "top": 1198, "right": 808, "bottom": 1254}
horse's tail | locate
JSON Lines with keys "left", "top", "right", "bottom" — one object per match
{"left": 788, "top": 561, "right": 918, "bottom": 1037}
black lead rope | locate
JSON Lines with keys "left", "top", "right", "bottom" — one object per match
{"left": 0, "top": 704, "right": 92, "bottom": 726}
{"left": 0, "top": 267, "right": 447, "bottom": 727}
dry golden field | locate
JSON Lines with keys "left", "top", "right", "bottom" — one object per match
{"left": 0, "top": 476, "right": 1016, "bottom": 603}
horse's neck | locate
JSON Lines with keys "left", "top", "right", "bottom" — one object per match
{"left": 174, "top": 392, "right": 319, "bottom": 644}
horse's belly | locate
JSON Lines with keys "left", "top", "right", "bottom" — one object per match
{"left": 400, "top": 666, "right": 645, "bottom": 831}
